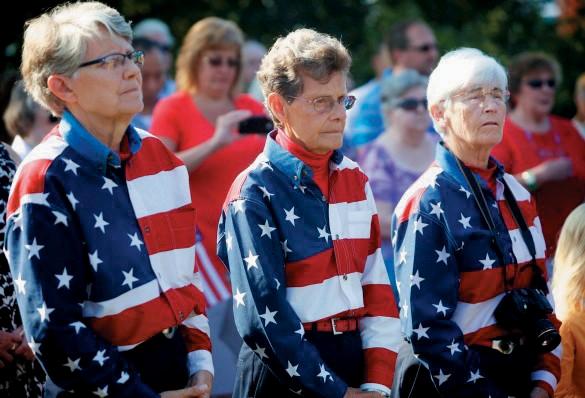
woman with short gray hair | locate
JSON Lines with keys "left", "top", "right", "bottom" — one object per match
{"left": 392, "top": 48, "right": 559, "bottom": 398}
{"left": 357, "top": 69, "right": 436, "bottom": 288}
{"left": 8, "top": 2, "right": 213, "bottom": 397}
{"left": 218, "top": 28, "right": 400, "bottom": 398}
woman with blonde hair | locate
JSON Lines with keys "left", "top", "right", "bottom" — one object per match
{"left": 552, "top": 203, "right": 585, "bottom": 397}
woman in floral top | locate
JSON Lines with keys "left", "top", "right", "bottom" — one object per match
{"left": 0, "top": 142, "right": 44, "bottom": 397}
{"left": 358, "top": 70, "right": 437, "bottom": 292}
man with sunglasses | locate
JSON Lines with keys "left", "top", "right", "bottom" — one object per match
{"left": 6, "top": 3, "right": 213, "bottom": 397}
{"left": 344, "top": 20, "right": 438, "bottom": 157}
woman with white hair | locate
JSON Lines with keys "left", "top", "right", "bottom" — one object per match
{"left": 5, "top": 2, "right": 212, "bottom": 397}
{"left": 358, "top": 69, "right": 436, "bottom": 290}
{"left": 392, "top": 48, "right": 560, "bottom": 398}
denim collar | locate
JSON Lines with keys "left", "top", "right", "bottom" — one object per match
{"left": 59, "top": 110, "right": 142, "bottom": 174}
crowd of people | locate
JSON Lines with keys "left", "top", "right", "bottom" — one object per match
{"left": 0, "top": 1, "right": 583, "bottom": 398}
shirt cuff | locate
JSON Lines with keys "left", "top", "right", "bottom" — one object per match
{"left": 361, "top": 382, "right": 391, "bottom": 396}
{"left": 187, "top": 349, "right": 214, "bottom": 377}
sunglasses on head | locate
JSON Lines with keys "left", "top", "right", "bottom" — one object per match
{"left": 408, "top": 43, "right": 437, "bottom": 53}
{"left": 525, "top": 79, "right": 556, "bottom": 89}
{"left": 204, "top": 56, "right": 239, "bottom": 68}
{"left": 395, "top": 98, "right": 428, "bottom": 111}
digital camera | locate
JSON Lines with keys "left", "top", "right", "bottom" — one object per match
{"left": 494, "top": 288, "right": 561, "bottom": 353}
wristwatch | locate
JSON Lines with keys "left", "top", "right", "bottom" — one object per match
{"left": 521, "top": 170, "right": 538, "bottom": 192}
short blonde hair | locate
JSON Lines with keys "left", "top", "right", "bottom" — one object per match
{"left": 175, "top": 17, "right": 244, "bottom": 94}
{"left": 552, "top": 203, "right": 585, "bottom": 321}
{"left": 257, "top": 28, "right": 351, "bottom": 125}
{"left": 20, "top": 1, "right": 133, "bottom": 115}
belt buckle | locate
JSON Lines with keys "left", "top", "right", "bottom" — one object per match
{"left": 492, "top": 338, "right": 515, "bottom": 354}
{"left": 331, "top": 318, "right": 342, "bottom": 335}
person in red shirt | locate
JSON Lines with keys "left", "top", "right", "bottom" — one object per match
{"left": 492, "top": 52, "right": 585, "bottom": 255}
{"left": 150, "top": 17, "right": 266, "bottom": 396}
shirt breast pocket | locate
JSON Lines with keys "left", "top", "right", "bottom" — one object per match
{"left": 347, "top": 210, "right": 372, "bottom": 240}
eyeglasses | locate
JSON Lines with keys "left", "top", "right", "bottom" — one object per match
{"left": 394, "top": 98, "right": 428, "bottom": 111}
{"left": 288, "top": 95, "right": 356, "bottom": 114}
{"left": 525, "top": 79, "right": 556, "bottom": 89}
{"left": 450, "top": 87, "right": 510, "bottom": 105}
{"left": 203, "top": 55, "right": 240, "bottom": 68}
{"left": 78, "top": 50, "right": 144, "bottom": 70}
{"left": 407, "top": 43, "right": 438, "bottom": 53}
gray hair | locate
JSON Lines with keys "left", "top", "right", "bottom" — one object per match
{"left": 21, "top": 1, "right": 133, "bottom": 115}
{"left": 381, "top": 69, "right": 428, "bottom": 124}
{"left": 258, "top": 28, "right": 351, "bottom": 125}
{"left": 427, "top": 48, "right": 507, "bottom": 135}
{"left": 133, "top": 18, "right": 175, "bottom": 47}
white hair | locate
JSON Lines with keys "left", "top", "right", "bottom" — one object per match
{"left": 133, "top": 18, "right": 174, "bottom": 47}
{"left": 427, "top": 48, "right": 507, "bottom": 135}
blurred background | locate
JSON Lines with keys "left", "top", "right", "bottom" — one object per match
{"left": 1, "top": 0, "right": 584, "bottom": 118}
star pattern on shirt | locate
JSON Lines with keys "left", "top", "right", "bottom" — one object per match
{"left": 294, "top": 322, "right": 305, "bottom": 339}
{"left": 274, "top": 278, "right": 281, "bottom": 290}
{"left": 281, "top": 240, "right": 292, "bottom": 257}
{"left": 285, "top": 361, "right": 300, "bottom": 377}
{"left": 459, "top": 185, "right": 471, "bottom": 199}
{"left": 429, "top": 201, "right": 445, "bottom": 219}
{"left": 70, "top": 321, "right": 86, "bottom": 334}
{"left": 410, "top": 270, "right": 424, "bottom": 289}
{"left": 434, "top": 369, "right": 451, "bottom": 386}
{"left": 399, "top": 248, "right": 408, "bottom": 265}
{"left": 433, "top": 300, "right": 450, "bottom": 317}
{"left": 253, "top": 343, "right": 269, "bottom": 360}
{"left": 89, "top": 250, "right": 103, "bottom": 272}
{"left": 458, "top": 213, "right": 471, "bottom": 229}
{"left": 259, "top": 306, "right": 277, "bottom": 326}
{"left": 93, "top": 349, "right": 109, "bottom": 366}
{"left": 62, "top": 158, "right": 80, "bottom": 175}
{"left": 467, "top": 369, "right": 484, "bottom": 383}
{"left": 259, "top": 186, "right": 274, "bottom": 200}
{"left": 413, "top": 323, "right": 430, "bottom": 339}
{"left": 25, "top": 238, "right": 44, "bottom": 260}
{"left": 14, "top": 272, "right": 26, "bottom": 294}
{"left": 413, "top": 217, "right": 428, "bottom": 235}
{"left": 234, "top": 288, "right": 246, "bottom": 308}
{"left": 52, "top": 210, "right": 68, "bottom": 226}
{"left": 244, "top": 250, "right": 259, "bottom": 270}
{"left": 101, "top": 177, "right": 118, "bottom": 195}
{"left": 435, "top": 246, "right": 451, "bottom": 265}
{"left": 93, "top": 212, "right": 110, "bottom": 234}
{"left": 317, "top": 363, "right": 333, "bottom": 382}
{"left": 28, "top": 338, "right": 41, "bottom": 356}
{"left": 127, "top": 233, "right": 144, "bottom": 251}
{"left": 122, "top": 268, "right": 139, "bottom": 290}
{"left": 232, "top": 199, "right": 246, "bottom": 214}
{"left": 63, "top": 357, "right": 82, "bottom": 372}
{"left": 284, "top": 207, "right": 300, "bottom": 226}
{"left": 258, "top": 219, "right": 276, "bottom": 238}
{"left": 93, "top": 385, "right": 109, "bottom": 397}
{"left": 260, "top": 161, "right": 273, "bottom": 171}
{"left": 317, "top": 225, "right": 330, "bottom": 243}
{"left": 67, "top": 192, "right": 79, "bottom": 210}
{"left": 446, "top": 339, "right": 462, "bottom": 355}
{"left": 479, "top": 253, "right": 495, "bottom": 270}
{"left": 55, "top": 267, "right": 74, "bottom": 289}
{"left": 117, "top": 371, "right": 129, "bottom": 384}
{"left": 37, "top": 302, "right": 55, "bottom": 322}
{"left": 294, "top": 184, "right": 307, "bottom": 194}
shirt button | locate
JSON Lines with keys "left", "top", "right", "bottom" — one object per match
{"left": 321, "top": 196, "right": 326, "bottom": 201}
{"left": 335, "top": 234, "right": 340, "bottom": 239}
{"left": 144, "top": 226, "right": 151, "bottom": 233}
{"left": 343, "top": 275, "right": 348, "bottom": 281}
{"left": 179, "top": 311, "right": 184, "bottom": 320}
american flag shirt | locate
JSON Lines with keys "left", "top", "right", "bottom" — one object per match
{"left": 4, "top": 111, "right": 212, "bottom": 397}
{"left": 392, "top": 142, "right": 561, "bottom": 397}
{"left": 217, "top": 132, "right": 401, "bottom": 397}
